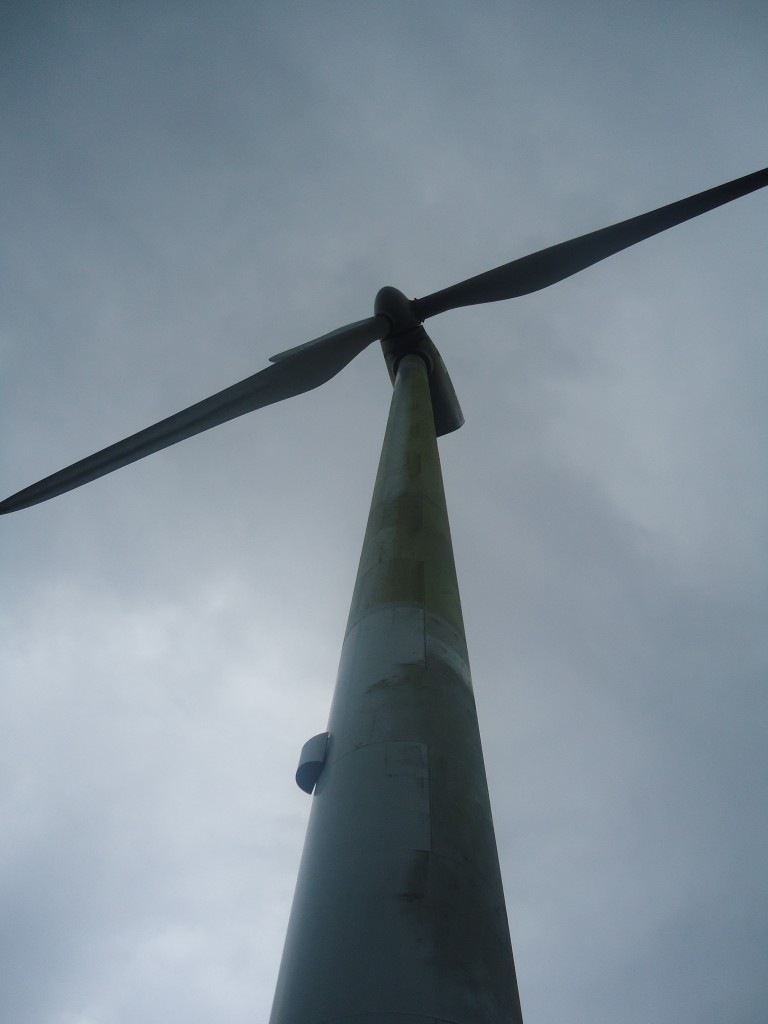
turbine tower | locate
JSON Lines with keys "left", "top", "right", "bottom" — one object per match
{"left": 271, "top": 350, "right": 522, "bottom": 1022}
{"left": 3, "top": 167, "right": 766, "bottom": 1023}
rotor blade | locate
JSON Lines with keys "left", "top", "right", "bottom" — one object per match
{"left": 427, "top": 341, "right": 464, "bottom": 437}
{"left": 413, "top": 166, "right": 768, "bottom": 320}
{"left": 269, "top": 317, "right": 384, "bottom": 362}
{"left": 0, "top": 316, "right": 386, "bottom": 515}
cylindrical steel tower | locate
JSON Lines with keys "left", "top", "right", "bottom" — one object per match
{"left": 270, "top": 354, "right": 523, "bottom": 1023}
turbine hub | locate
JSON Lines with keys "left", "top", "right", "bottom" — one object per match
{"left": 374, "top": 286, "right": 421, "bottom": 335}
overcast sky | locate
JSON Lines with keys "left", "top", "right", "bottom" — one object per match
{"left": 2, "top": 3, "right": 767, "bottom": 1023}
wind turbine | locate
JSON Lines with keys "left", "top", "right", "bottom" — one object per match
{"left": 3, "top": 167, "right": 766, "bottom": 1023}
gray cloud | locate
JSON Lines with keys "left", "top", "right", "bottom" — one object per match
{"left": 2, "top": 3, "right": 767, "bottom": 1022}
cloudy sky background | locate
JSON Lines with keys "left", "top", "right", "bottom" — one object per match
{"left": 2, "top": 3, "right": 767, "bottom": 1023}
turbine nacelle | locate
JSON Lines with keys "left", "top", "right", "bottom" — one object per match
{"left": 374, "top": 287, "right": 464, "bottom": 436}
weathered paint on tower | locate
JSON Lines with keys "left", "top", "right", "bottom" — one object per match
{"left": 270, "top": 354, "right": 523, "bottom": 1023}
